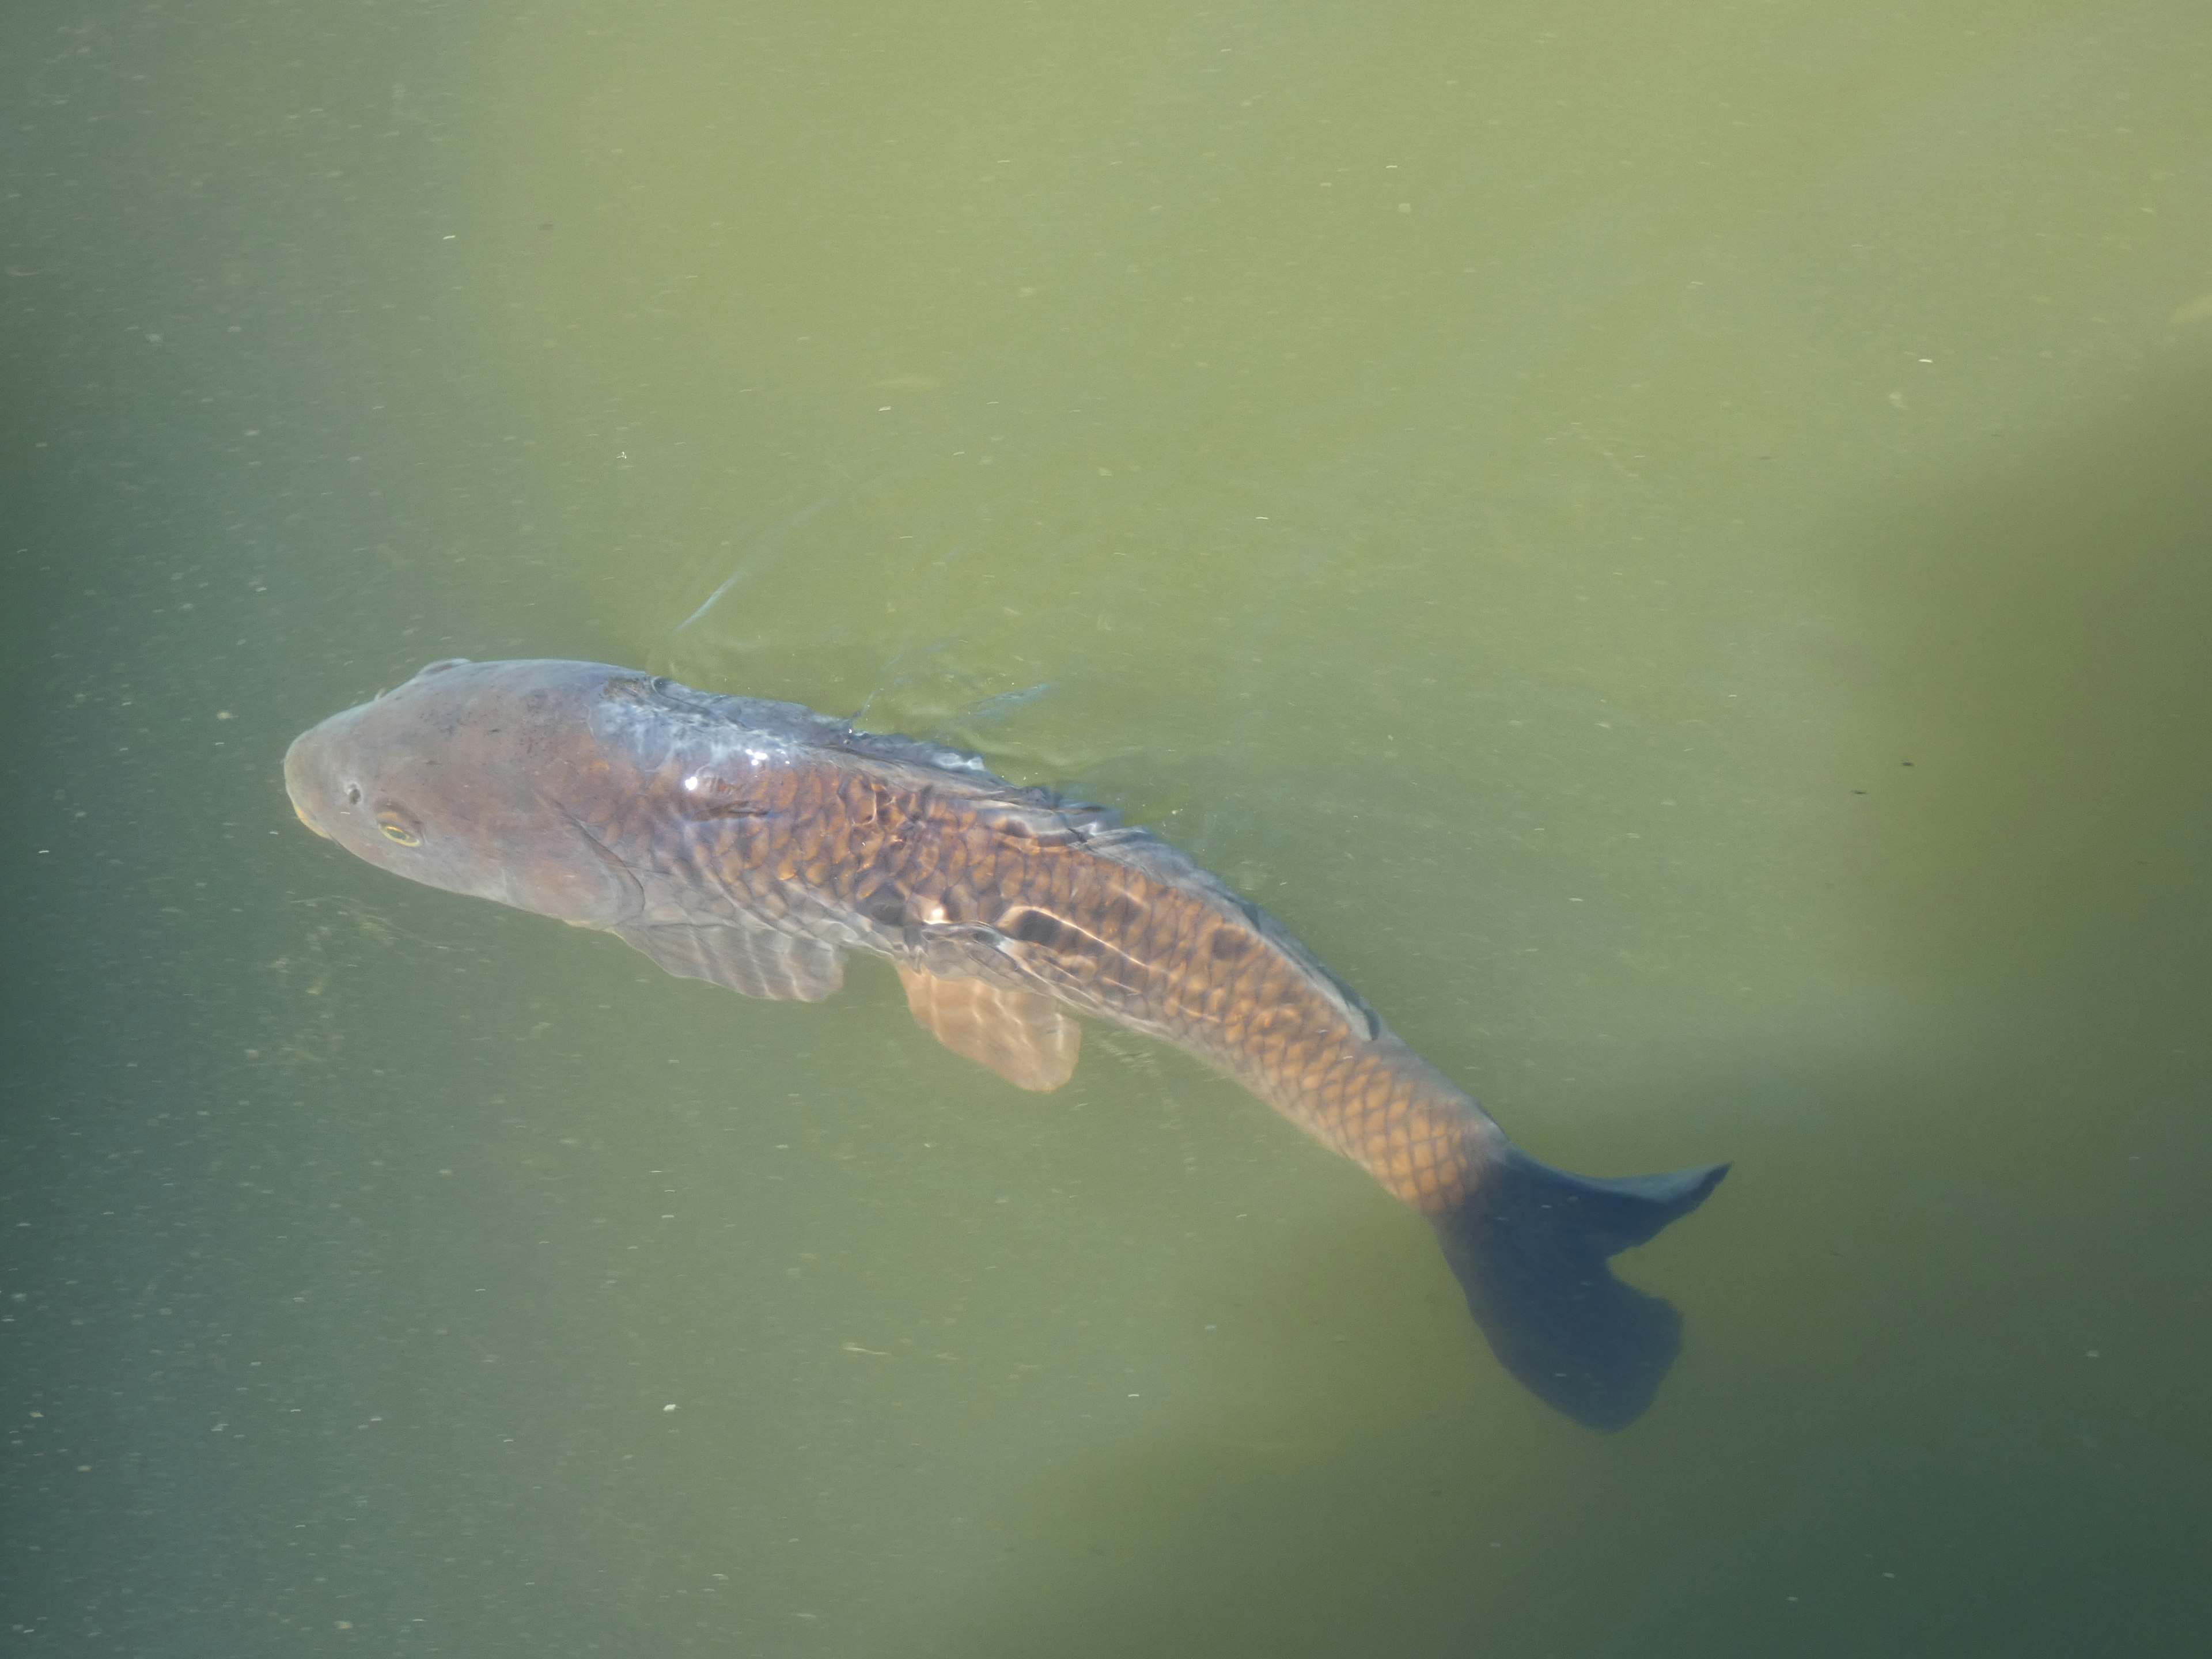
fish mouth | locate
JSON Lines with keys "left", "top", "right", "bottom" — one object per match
{"left": 282, "top": 733, "right": 334, "bottom": 839}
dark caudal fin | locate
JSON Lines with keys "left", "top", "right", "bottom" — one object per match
{"left": 1431, "top": 1149, "right": 1728, "bottom": 1431}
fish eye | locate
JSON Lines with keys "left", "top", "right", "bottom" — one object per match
{"left": 375, "top": 807, "right": 422, "bottom": 847}
{"left": 345, "top": 783, "right": 363, "bottom": 805}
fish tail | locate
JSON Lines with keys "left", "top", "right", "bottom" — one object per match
{"left": 1431, "top": 1145, "right": 1726, "bottom": 1430}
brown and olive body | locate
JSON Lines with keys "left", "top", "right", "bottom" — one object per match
{"left": 285, "top": 658, "right": 1722, "bottom": 1430}
{"left": 556, "top": 671, "right": 1492, "bottom": 1211}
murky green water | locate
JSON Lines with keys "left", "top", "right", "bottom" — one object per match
{"left": 6, "top": 1, "right": 2209, "bottom": 1653}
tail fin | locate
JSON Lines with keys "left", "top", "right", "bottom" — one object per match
{"left": 1432, "top": 1148, "right": 1727, "bottom": 1431}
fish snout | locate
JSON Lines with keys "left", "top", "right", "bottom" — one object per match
{"left": 282, "top": 732, "right": 335, "bottom": 839}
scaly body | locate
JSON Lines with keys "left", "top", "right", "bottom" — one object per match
{"left": 286, "top": 659, "right": 1724, "bottom": 1427}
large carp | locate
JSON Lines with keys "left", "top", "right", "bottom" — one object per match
{"left": 284, "top": 658, "right": 1725, "bottom": 1429}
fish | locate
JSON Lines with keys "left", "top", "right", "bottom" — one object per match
{"left": 284, "top": 658, "right": 1726, "bottom": 1429}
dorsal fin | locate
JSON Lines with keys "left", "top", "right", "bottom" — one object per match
{"left": 896, "top": 967, "right": 1080, "bottom": 1092}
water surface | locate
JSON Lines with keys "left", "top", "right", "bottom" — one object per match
{"left": 5, "top": 1, "right": 2209, "bottom": 1653}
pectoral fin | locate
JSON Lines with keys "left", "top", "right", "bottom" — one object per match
{"left": 614, "top": 919, "right": 844, "bottom": 1002}
{"left": 896, "top": 967, "right": 1080, "bottom": 1092}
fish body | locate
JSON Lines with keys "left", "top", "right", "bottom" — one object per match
{"left": 285, "top": 658, "right": 1725, "bottom": 1428}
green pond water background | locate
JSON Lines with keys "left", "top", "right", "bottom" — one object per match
{"left": 4, "top": 1, "right": 2209, "bottom": 1653}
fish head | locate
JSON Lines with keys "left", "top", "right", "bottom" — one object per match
{"left": 283, "top": 658, "right": 646, "bottom": 926}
